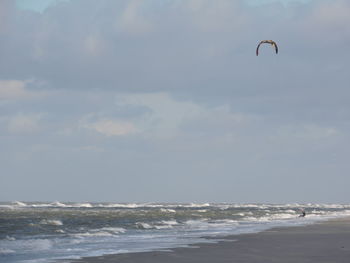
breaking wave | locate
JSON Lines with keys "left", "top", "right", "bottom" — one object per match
{"left": 1, "top": 202, "right": 350, "bottom": 263}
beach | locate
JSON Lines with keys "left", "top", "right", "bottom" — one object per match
{"left": 71, "top": 217, "right": 350, "bottom": 263}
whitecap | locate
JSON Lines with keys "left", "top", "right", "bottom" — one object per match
{"left": 13, "top": 201, "right": 27, "bottom": 207}
{"left": 160, "top": 208, "right": 176, "bottom": 213}
{"left": 40, "top": 219, "right": 63, "bottom": 226}
{"left": 0, "top": 248, "right": 15, "bottom": 255}
{"left": 187, "top": 203, "right": 211, "bottom": 208}
{"left": 74, "top": 231, "right": 114, "bottom": 237}
{"left": 153, "top": 220, "right": 179, "bottom": 229}
{"left": 0, "top": 204, "right": 15, "bottom": 209}
{"left": 161, "top": 220, "right": 178, "bottom": 225}
{"left": 74, "top": 227, "right": 126, "bottom": 238}
{"left": 285, "top": 209, "right": 297, "bottom": 213}
{"left": 103, "top": 203, "right": 140, "bottom": 208}
{"left": 100, "top": 227, "right": 126, "bottom": 234}
{"left": 136, "top": 222, "right": 153, "bottom": 229}
{"left": 5, "top": 236, "right": 16, "bottom": 241}
{"left": 50, "top": 201, "right": 66, "bottom": 207}
{"left": 74, "top": 203, "right": 93, "bottom": 208}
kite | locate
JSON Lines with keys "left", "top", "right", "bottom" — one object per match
{"left": 256, "top": 40, "right": 278, "bottom": 56}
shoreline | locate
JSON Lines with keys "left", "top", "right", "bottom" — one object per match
{"left": 68, "top": 217, "right": 350, "bottom": 263}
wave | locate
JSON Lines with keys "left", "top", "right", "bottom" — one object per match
{"left": 5, "top": 236, "right": 16, "bottom": 241}
{"left": 0, "top": 204, "right": 15, "bottom": 209}
{"left": 160, "top": 208, "right": 176, "bottom": 213}
{"left": 13, "top": 201, "right": 27, "bottom": 207}
{"left": 4, "top": 202, "right": 350, "bottom": 210}
{"left": 136, "top": 222, "right": 153, "bottom": 229}
{"left": 39, "top": 219, "right": 63, "bottom": 226}
{"left": 100, "top": 203, "right": 146, "bottom": 208}
{"left": 2, "top": 203, "right": 350, "bottom": 263}
{"left": 100, "top": 227, "right": 126, "bottom": 234}
{"left": 136, "top": 220, "right": 179, "bottom": 230}
{"left": 0, "top": 248, "right": 15, "bottom": 255}
{"left": 73, "top": 203, "right": 93, "bottom": 208}
{"left": 73, "top": 227, "right": 126, "bottom": 238}
{"left": 178, "top": 203, "right": 211, "bottom": 208}
{"left": 74, "top": 231, "right": 115, "bottom": 238}
{"left": 155, "top": 220, "right": 179, "bottom": 229}
{"left": 49, "top": 201, "right": 66, "bottom": 207}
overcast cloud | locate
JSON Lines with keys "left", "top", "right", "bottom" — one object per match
{"left": 1, "top": 0, "right": 349, "bottom": 203}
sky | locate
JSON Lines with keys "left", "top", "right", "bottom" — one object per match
{"left": 1, "top": 0, "right": 349, "bottom": 203}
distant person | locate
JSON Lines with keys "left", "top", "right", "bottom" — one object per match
{"left": 299, "top": 209, "right": 306, "bottom": 217}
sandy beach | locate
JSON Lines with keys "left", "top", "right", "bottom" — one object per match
{"left": 70, "top": 217, "right": 350, "bottom": 263}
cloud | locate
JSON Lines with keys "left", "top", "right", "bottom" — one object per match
{"left": 112, "top": 92, "right": 258, "bottom": 143}
{"left": 7, "top": 113, "right": 44, "bottom": 134}
{"left": 83, "top": 34, "right": 106, "bottom": 57}
{"left": 0, "top": 80, "right": 49, "bottom": 101}
{"left": 0, "top": 0, "right": 15, "bottom": 33}
{"left": 116, "top": 0, "right": 154, "bottom": 35}
{"left": 0, "top": 80, "right": 28, "bottom": 100}
{"left": 2, "top": 0, "right": 350, "bottom": 202}
{"left": 284, "top": 124, "right": 339, "bottom": 141}
{"left": 300, "top": 0, "right": 350, "bottom": 44}
{"left": 113, "top": 92, "right": 204, "bottom": 138}
{"left": 182, "top": 0, "right": 247, "bottom": 32}
{"left": 0, "top": 80, "right": 45, "bottom": 100}
{"left": 0, "top": 0, "right": 348, "bottom": 100}
{"left": 82, "top": 118, "right": 136, "bottom": 136}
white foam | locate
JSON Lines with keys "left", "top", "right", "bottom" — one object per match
{"left": 213, "top": 219, "right": 239, "bottom": 225}
{"left": 40, "top": 219, "right": 63, "bottom": 226}
{"left": 0, "top": 248, "right": 15, "bottom": 255}
{"left": 74, "top": 231, "right": 114, "bottom": 238}
{"left": 136, "top": 222, "right": 153, "bottom": 229}
{"left": 74, "top": 227, "right": 126, "bottom": 238}
{"left": 13, "top": 201, "right": 27, "bottom": 207}
{"left": 161, "top": 220, "right": 178, "bottom": 225}
{"left": 185, "top": 203, "right": 211, "bottom": 208}
{"left": 154, "top": 225, "right": 172, "bottom": 230}
{"left": 0, "top": 204, "right": 15, "bottom": 209}
{"left": 73, "top": 203, "right": 93, "bottom": 208}
{"left": 154, "top": 220, "right": 178, "bottom": 230}
{"left": 218, "top": 205, "right": 230, "bottom": 210}
{"left": 100, "top": 227, "right": 126, "bottom": 234}
{"left": 285, "top": 209, "right": 297, "bottom": 213}
{"left": 50, "top": 201, "right": 66, "bottom": 207}
{"left": 102, "top": 203, "right": 140, "bottom": 208}
{"left": 160, "top": 208, "right": 176, "bottom": 213}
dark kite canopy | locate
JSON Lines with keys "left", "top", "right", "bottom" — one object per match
{"left": 256, "top": 40, "right": 278, "bottom": 56}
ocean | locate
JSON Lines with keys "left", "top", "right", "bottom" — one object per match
{"left": 1, "top": 202, "right": 350, "bottom": 263}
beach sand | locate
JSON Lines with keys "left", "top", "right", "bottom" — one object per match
{"left": 70, "top": 217, "right": 350, "bottom": 263}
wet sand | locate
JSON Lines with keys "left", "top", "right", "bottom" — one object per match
{"left": 70, "top": 217, "right": 350, "bottom": 263}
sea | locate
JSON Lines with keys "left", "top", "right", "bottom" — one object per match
{"left": 1, "top": 202, "right": 350, "bottom": 263}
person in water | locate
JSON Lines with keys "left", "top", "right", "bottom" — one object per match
{"left": 299, "top": 209, "right": 306, "bottom": 217}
